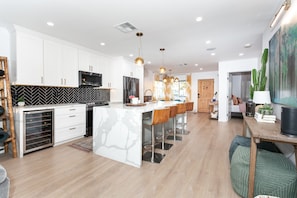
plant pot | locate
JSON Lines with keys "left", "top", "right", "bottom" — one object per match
{"left": 18, "top": 101, "right": 25, "bottom": 106}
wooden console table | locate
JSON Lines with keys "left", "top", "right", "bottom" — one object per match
{"left": 242, "top": 114, "right": 297, "bottom": 198}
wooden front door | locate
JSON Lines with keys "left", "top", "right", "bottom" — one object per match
{"left": 198, "top": 79, "right": 214, "bottom": 112}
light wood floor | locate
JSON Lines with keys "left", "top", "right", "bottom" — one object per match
{"left": 0, "top": 113, "right": 243, "bottom": 198}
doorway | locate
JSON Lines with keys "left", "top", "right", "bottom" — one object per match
{"left": 197, "top": 79, "right": 214, "bottom": 112}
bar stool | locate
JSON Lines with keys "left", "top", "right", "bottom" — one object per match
{"left": 142, "top": 107, "right": 170, "bottom": 163}
{"left": 166, "top": 105, "right": 182, "bottom": 141}
{"left": 175, "top": 103, "right": 188, "bottom": 135}
{"left": 182, "top": 101, "right": 194, "bottom": 134}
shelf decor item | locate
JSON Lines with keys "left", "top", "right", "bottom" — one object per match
{"left": 250, "top": 48, "right": 268, "bottom": 99}
{"left": 17, "top": 96, "right": 25, "bottom": 106}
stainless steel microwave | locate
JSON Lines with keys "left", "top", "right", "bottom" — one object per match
{"left": 79, "top": 71, "right": 102, "bottom": 87}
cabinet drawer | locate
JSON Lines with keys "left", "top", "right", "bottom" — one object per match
{"left": 55, "top": 113, "right": 85, "bottom": 128}
{"left": 55, "top": 105, "right": 85, "bottom": 116}
{"left": 55, "top": 124, "right": 85, "bottom": 144}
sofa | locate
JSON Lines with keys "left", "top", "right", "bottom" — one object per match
{"left": 0, "top": 164, "right": 9, "bottom": 198}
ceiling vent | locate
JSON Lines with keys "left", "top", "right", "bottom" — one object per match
{"left": 114, "top": 22, "right": 137, "bottom": 33}
{"left": 206, "top": 47, "right": 216, "bottom": 51}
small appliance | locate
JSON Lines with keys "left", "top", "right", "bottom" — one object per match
{"left": 79, "top": 71, "right": 102, "bottom": 87}
{"left": 245, "top": 100, "right": 255, "bottom": 117}
{"left": 281, "top": 107, "right": 297, "bottom": 137}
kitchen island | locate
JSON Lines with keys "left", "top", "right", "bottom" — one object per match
{"left": 93, "top": 101, "right": 180, "bottom": 168}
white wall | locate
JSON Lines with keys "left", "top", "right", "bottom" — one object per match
{"left": 0, "top": 27, "right": 10, "bottom": 57}
{"left": 262, "top": 0, "right": 297, "bottom": 120}
{"left": 143, "top": 69, "right": 154, "bottom": 98}
{"left": 218, "top": 58, "right": 258, "bottom": 122}
{"left": 191, "top": 71, "right": 219, "bottom": 112}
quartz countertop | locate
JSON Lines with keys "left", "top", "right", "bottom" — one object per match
{"left": 13, "top": 103, "right": 85, "bottom": 112}
{"left": 96, "top": 101, "right": 179, "bottom": 113}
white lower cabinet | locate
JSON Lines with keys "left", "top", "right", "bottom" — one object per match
{"left": 54, "top": 104, "right": 86, "bottom": 145}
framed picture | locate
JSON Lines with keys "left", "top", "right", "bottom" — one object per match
{"left": 269, "top": 16, "right": 297, "bottom": 107}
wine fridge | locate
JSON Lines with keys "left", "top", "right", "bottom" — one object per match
{"left": 23, "top": 109, "right": 54, "bottom": 154}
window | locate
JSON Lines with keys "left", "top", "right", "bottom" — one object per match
{"left": 172, "top": 80, "right": 187, "bottom": 101}
{"left": 153, "top": 81, "right": 165, "bottom": 100}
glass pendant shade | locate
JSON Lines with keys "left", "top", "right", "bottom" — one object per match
{"left": 160, "top": 67, "right": 166, "bottom": 74}
{"left": 135, "top": 32, "right": 144, "bottom": 65}
{"left": 135, "top": 57, "right": 144, "bottom": 65}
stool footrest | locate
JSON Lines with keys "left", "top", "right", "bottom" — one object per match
{"left": 155, "top": 143, "right": 173, "bottom": 150}
{"left": 176, "top": 128, "right": 190, "bottom": 135}
{"left": 167, "top": 135, "right": 182, "bottom": 141}
{"left": 142, "top": 152, "right": 165, "bottom": 163}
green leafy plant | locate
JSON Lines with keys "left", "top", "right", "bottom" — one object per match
{"left": 250, "top": 48, "right": 268, "bottom": 99}
{"left": 17, "top": 96, "right": 24, "bottom": 102}
{"left": 257, "top": 104, "right": 273, "bottom": 115}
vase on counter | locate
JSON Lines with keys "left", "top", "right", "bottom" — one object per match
{"left": 131, "top": 97, "right": 139, "bottom": 104}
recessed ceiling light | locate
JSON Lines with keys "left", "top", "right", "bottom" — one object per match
{"left": 239, "top": 53, "right": 244, "bottom": 56}
{"left": 100, "top": 42, "right": 105, "bottom": 46}
{"left": 129, "top": 54, "right": 133, "bottom": 57}
{"left": 196, "top": 17, "right": 203, "bottom": 22}
{"left": 244, "top": 43, "right": 252, "bottom": 48}
{"left": 199, "top": 68, "right": 203, "bottom": 71}
{"left": 47, "top": 22, "right": 54, "bottom": 27}
{"left": 206, "top": 40, "right": 211, "bottom": 44}
{"left": 195, "top": 64, "right": 199, "bottom": 67}
{"left": 147, "top": 61, "right": 151, "bottom": 64}
{"left": 211, "top": 52, "right": 216, "bottom": 56}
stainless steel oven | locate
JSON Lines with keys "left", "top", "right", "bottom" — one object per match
{"left": 83, "top": 101, "right": 109, "bottom": 137}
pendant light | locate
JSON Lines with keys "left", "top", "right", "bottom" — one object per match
{"left": 159, "top": 48, "right": 166, "bottom": 74}
{"left": 135, "top": 32, "right": 144, "bottom": 65}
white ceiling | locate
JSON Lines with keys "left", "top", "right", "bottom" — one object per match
{"left": 0, "top": 0, "right": 284, "bottom": 74}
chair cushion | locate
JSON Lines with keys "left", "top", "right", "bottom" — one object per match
{"left": 229, "top": 135, "right": 280, "bottom": 162}
{"left": 230, "top": 146, "right": 297, "bottom": 198}
{"left": 0, "top": 164, "right": 7, "bottom": 183}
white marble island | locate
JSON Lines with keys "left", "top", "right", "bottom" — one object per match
{"left": 93, "top": 101, "right": 178, "bottom": 168}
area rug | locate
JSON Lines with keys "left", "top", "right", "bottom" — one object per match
{"left": 70, "top": 138, "right": 92, "bottom": 152}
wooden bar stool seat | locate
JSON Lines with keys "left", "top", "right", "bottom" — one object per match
{"left": 166, "top": 105, "right": 182, "bottom": 141}
{"left": 142, "top": 107, "right": 170, "bottom": 163}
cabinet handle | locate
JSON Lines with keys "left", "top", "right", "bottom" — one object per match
{"left": 69, "top": 127, "right": 76, "bottom": 130}
{"left": 41, "top": 76, "right": 44, "bottom": 84}
{"left": 61, "top": 78, "right": 63, "bottom": 85}
{"left": 64, "top": 78, "right": 66, "bottom": 85}
{"left": 69, "top": 108, "right": 76, "bottom": 111}
{"left": 69, "top": 115, "right": 76, "bottom": 118}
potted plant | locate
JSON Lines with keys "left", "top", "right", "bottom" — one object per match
{"left": 17, "top": 96, "right": 25, "bottom": 106}
{"left": 257, "top": 104, "right": 273, "bottom": 115}
{"left": 246, "top": 48, "right": 269, "bottom": 117}
{"left": 249, "top": 48, "right": 268, "bottom": 99}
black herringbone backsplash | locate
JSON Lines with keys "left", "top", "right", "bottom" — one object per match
{"left": 11, "top": 85, "right": 110, "bottom": 106}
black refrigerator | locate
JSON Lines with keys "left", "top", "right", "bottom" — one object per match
{"left": 123, "top": 76, "right": 139, "bottom": 103}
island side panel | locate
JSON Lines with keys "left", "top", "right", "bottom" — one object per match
{"left": 93, "top": 106, "right": 143, "bottom": 168}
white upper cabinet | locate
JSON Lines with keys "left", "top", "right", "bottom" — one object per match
{"left": 61, "top": 45, "right": 78, "bottom": 87}
{"left": 13, "top": 26, "right": 79, "bottom": 87}
{"left": 43, "top": 40, "right": 62, "bottom": 86}
{"left": 78, "top": 49, "right": 99, "bottom": 72}
{"left": 15, "top": 32, "right": 44, "bottom": 85}
{"left": 99, "top": 55, "right": 112, "bottom": 88}
{"left": 44, "top": 40, "right": 78, "bottom": 87}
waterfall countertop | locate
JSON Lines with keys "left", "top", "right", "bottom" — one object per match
{"left": 92, "top": 101, "right": 180, "bottom": 168}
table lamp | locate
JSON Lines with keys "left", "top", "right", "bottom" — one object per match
{"left": 253, "top": 91, "right": 272, "bottom": 114}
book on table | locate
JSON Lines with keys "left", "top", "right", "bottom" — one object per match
{"left": 254, "top": 112, "right": 276, "bottom": 123}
